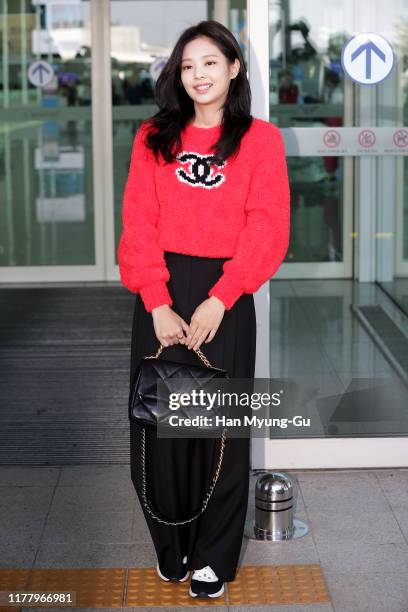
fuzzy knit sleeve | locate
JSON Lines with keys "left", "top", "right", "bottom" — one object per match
{"left": 117, "top": 121, "right": 173, "bottom": 313}
{"left": 208, "top": 123, "right": 290, "bottom": 310}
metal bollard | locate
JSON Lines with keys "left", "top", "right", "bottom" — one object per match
{"left": 255, "top": 472, "right": 294, "bottom": 538}
{"left": 245, "top": 471, "right": 308, "bottom": 541}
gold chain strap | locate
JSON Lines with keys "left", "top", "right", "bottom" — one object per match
{"left": 139, "top": 342, "right": 227, "bottom": 526}
{"left": 140, "top": 426, "right": 226, "bottom": 525}
{"left": 144, "top": 343, "right": 213, "bottom": 368}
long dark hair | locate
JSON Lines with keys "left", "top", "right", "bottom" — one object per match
{"left": 142, "top": 20, "right": 253, "bottom": 165}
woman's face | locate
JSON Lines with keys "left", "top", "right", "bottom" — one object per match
{"left": 180, "top": 36, "right": 240, "bottom": 109}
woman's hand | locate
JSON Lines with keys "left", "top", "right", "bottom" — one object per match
{"left": 151, "top": 305, "right": 190, "bottom": 347}
{"left": 185, "top": 296, "right": 225, "bottom": 350}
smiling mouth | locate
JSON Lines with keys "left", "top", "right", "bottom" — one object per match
{"left": 194, "top": 84, "right": 213, "bottom": 91}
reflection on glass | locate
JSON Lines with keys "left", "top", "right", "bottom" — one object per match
{"left": 35, "top": 147, "right": 85, "bottom": 225}
{"left": 269, "top": 0, "right": 347, "bottom": 263}
{"left": 375, "top": 7, "right": 408, "bottom": 315}
{"left": 0, "top": 1, "right": 94, "bottom": 266}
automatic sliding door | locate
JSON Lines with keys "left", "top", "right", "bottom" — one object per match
{"left": 268, "top": 0, "right": 353, "bottom": 280}
{"left": 0, "top": 0, "right": 102, "bottom": 283}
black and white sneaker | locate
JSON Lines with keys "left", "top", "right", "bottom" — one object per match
{"left": 189, "top": 565, "right": 224, "bottom": 598}
{"left": 156, "top": 556, "right": 189, "bottom": 582}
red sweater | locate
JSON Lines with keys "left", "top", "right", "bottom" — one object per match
{"left": 118, "top": 117, "right": 290, "bottom": 312}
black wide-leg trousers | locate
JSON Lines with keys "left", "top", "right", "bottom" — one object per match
{"left": 129, "top": 251, "right": 256, "bottom": 582}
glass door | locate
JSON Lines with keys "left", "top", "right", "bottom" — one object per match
{"left": 249, "top": 0, "right": 408, "bottom": 469}
{"left": 375, "top": 1, "right": 408, "bottom": 315}
{"left": 0, "top": 0, "right": 106, "bottom": 283}
{"left": 267, "top": 0, "right": 354, "bottom": 280}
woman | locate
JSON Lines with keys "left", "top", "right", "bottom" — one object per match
{"left": 117, "top": 20, "right": 290, "bottom": 599}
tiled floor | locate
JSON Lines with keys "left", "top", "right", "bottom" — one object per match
{"left": 0, "top": 280, "right": 407, "bottom": 610}
{"left": 1, "top": 466, "right": 408, "bottom": 611}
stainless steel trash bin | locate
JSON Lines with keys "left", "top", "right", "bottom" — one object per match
{"left": 245, "top": 471, "right": 308, "bottom": 541}
{"left": 255, "top": 472, "right": 294, "bottom": 539}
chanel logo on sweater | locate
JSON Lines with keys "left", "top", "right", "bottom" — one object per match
{"left": 175, "top": 151, "right": 226, "bottom": 189}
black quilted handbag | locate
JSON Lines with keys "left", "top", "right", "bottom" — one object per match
{"left": 129, "top": 342, "right": 229, "bottom": 525}
{"left": 129, "top": 342, "right": 230, "bottom": 431}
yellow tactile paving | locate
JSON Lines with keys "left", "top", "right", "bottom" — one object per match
{"left": 27, "top": 568, "right": 125, "bottom": 608}
{"left": 0, "top": 564, "right": 331, "bottom": 608}
{"left": 229, "top": 564, "right": 331, "bottom": 606}
{"left": 0, "top": 569, "right": 30, "bottom": 591}
{"left": 0, "top": 569, "right": 30, "bottom": 612}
